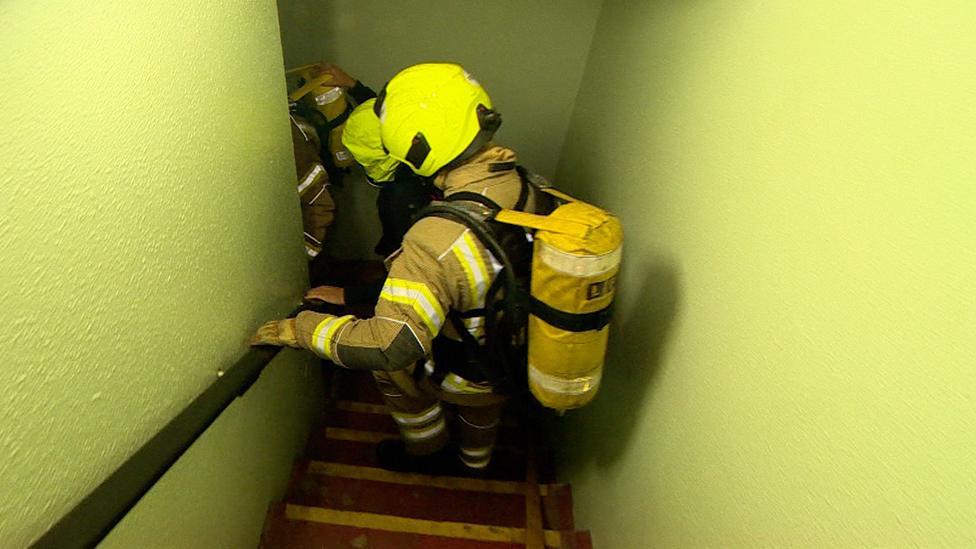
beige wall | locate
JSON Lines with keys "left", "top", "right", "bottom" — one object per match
{"left": 0, "top": 1, "right": 321, "bottom": 546}
{"left": 556, "top": 1, "right": 976, "bottom": 547}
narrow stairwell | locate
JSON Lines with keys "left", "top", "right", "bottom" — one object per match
{"left": 259, "top": 368, "right": 593, "bottom": 548}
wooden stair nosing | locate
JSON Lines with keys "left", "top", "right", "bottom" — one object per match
{"left": 263, "top": 502, "right": 527, "bottom": 549}
{"left": 318, "top": 416, "right": 526, "bottom": 447}
{"left": 306, "top": 434, "right": 528, "bottom": 482}
{"left": 283, "top": 504, "right": 581, "bottom": 548}
{"left": 286, "top": 464, "right": 575, "bottom": 530}
{"left": 319, "top": 419, "right": 527, "bottom": 449}
{"left": 264, "top": 503, "right": 590, "bottom": 549}
{"left": 332, "top": 399, "right": 521, "bottom": 428}
{"left": 320, "top": 426, "right": 524, "bottom": 455}
{"left": 266, "top": 363, "right": 589, "bottom": 548}
{"left": 305, "top": 461, "right": 564, "bottom": 495}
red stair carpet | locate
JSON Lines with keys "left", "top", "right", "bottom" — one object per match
{"left": 259, "top": 369, "right": 592, "bottom": 549}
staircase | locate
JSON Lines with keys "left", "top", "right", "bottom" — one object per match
{"left": 258, "top": 367, "right": 593, "bottom": 548}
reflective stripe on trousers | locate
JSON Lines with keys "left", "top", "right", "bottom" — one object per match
{"left": 456, "top": 403, "right": 503, "bottom": 470}
{"left": 372, "top": 370, "right": 448, "bottom": 455}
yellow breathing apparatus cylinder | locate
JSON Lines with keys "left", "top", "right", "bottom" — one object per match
{"left": 418, "top": 173, "right": 621, "bottom": 411}
{"left": 290, "top": 69, "right": 355, "bottom": 169}
{"left": 495, "top": 187, "right": 622, "bottom": 410}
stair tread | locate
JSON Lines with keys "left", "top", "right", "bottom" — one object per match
{"left": 307, "top": 434, "right": 527, "bottom": 482}
{"left": 313, "top": 425, "right": 525, "bottom": 457}
{"left": 304, "top": 461, "right": 564, "bottom": 495}
{"left": 331, "top": 372, "right": 525, "bottom": 430}
{"left": 262, "top": 503, "right": 586, "bottom": 549}
{"left": 287, "top": 466, "right": 575, "bottom": 530}
{"left": 260, "top": 358, "right": 586, "bottom": 548}
{"left": 320, "top": 413, "right": 526, "bottom": 447}
{"left": 330, "top": 399, "right": 522, "bottom": 427}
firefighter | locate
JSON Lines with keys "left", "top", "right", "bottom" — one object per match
{"left": 305, "top": 64, "right": 437, "bottom": 306}
{"left": 340, "top": 97, "right": 437, "bottom": 257}
{"left": 288, "top": 105, "right": 335, "bottom": 269}
{"left": 253, "top": 63, "right": 543, "bottom": 473}
{"left": 291, "top": 63, "right": 430, "bottom": 291}
{"left": 317, "top": 63, "right": 436, "bottom": 258}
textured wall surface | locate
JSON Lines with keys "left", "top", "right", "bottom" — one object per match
{"left": 0, "top": 1, "right": 320, "bottom": 546}
{"left": 275, "top": 0, "right": 603, "bottom": 259}
{"left": 555, "top": 1, "right": 976, "bottom": 547}
{"left": 100, "top": 350, "right": 322, "bottom": 549}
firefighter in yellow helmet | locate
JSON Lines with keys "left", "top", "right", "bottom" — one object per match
{"left": 342, "top": 98, "right": 399, "bottom": 183}
{"left": 292, "top": 63, "right": 434, "bottom": 290}
{"left": 254, "top": 63, "right": 547, "bottom": 473}
{"left": 341, "top": 97, "right": 437, "bottom": 257}
{"left": 308, "top": 66, "right": 437, "bottom": 308}
{"left": 286, "top": 63, "right": 359, "bottom": 274}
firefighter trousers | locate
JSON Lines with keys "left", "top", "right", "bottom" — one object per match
{"left": 372, "top": 368, "right": 506, "bottom": 471}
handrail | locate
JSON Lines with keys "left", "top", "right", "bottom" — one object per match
{"left": 31, "top": 319, "right": 295, "bottom": 549}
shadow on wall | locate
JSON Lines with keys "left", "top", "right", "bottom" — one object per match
{"left": 555, "top": 255, "right": 682, "bottom": 473}
{"left": 275, "top": 0, "right": 340, "bottom": 68}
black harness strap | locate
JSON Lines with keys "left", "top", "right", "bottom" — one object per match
{"left": 456, "top": 307, "right": 487, "bottom": 319}
{"left": 488, "top": 160, "right": 517, "bottom": 172}
{"left": 323, "top": 103, "right": 353, "bottom": 131}
{"left": 417, "top": 166, "right": 536, "bottom": 393}
{"left": 420, "top": 203, "right": 526, "bottom": 392}
{"left": 530, "top": 297, "right": 614, "bottom": 332}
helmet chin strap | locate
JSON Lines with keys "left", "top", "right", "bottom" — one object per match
{"left": 443, "top": 105, "right": 502, "bottom": 172}
{"left": 405, "top": 132, "right": 432, "bottom": 171}
{"left": 403, "top": 104, "right": 502, "bottom": 174}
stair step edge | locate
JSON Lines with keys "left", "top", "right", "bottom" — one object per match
{"left": 322, "top": 427, "right": 524, "bottom": 454}
{"left": 284, "top": 504, "right": 580, "bottom": 548}
{"left": 306, "top": 461, "right": 566, "bottom": 495}
{"left": 332, "top": 400, "right": 521, "bottom": 428}
{"left": 285, "top": 469, "right": 576, "bottom": 530}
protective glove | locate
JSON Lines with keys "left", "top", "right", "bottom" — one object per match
{"left": 250, "top": 319, "right": 299, "bottom": 348}
{"left": 304, "top": 285, "right": 346, "bottom": 305}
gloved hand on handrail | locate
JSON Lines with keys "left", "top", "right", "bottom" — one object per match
{"left": 250, "top": 318, "right": 299, "bottom": 348}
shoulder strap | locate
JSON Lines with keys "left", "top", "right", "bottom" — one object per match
{"left": 323, "top": 103, "right": 353, "bottom": 131}
{"left": 416, "top": 202, "right": 524, "bottom": 388}
{"left": 445, "top": 192, "right": 501, "bottom": 212}
{"left": 288, "top": 73, "right": 334, "bottom": 102}
{"left": 418, "top": 203, "right": 513, "bottom": 276}
{"left": 494, "top": 209, "right": 590, "bottom": 238}
{"left": 491, "top": 169, "right": 590, "bottom": 237}
{"left": 417, "top": 201, "right": 522, "bottom": 319}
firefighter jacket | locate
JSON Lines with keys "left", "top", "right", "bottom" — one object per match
{"left": 293, "top": 146, "right": 542, "bottom": 378}
{"left": 290, "top": 113, "right": 335, "bottom": 260}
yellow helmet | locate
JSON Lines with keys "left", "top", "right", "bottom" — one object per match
{"left": 376, "top": 63, "right": 501, "bottom": 177}
{"left": 341, "top": 99, "right": 400, "bottom": 183}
